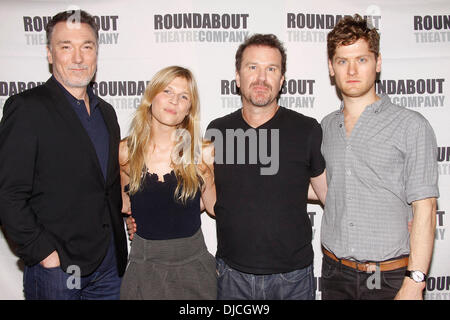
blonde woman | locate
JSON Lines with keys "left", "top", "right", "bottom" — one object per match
{"left": 119, "top": 66, "right": 216, "bottom": 300}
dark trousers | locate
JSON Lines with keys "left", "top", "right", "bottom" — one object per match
{"left": 217, "top": 258, "right": 315, "bottom": 300}
{"left": 321, "top": 254, "right": 407, "bottom": 300}
{"left": 23, "top": 235, "right": 121, "bottom": 300}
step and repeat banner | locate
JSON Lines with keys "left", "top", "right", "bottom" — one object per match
{"left": 0, "top": 0, "right": 449, "bottom": 300}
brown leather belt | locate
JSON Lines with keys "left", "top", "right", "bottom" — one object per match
{"left": 322, "top": 247, "right": 409, "bottom": 272}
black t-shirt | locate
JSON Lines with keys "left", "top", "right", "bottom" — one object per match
{"left": 206, "top": 106, "right": 325, "bottom": 274}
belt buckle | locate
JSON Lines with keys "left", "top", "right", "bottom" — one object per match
{"left": 366, "top": 263, "right": 377, "bottom": 273}
{"left": 355, "top": 262, "right": 376, "bottom": 273}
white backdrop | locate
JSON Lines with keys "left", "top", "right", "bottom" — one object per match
{"left": 0, "top": 0, "right": 449, "bottom": 300}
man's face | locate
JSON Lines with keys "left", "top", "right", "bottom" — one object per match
{"left": 236, "top": 45, "right": 284, "bottom": 108}
{"left": 47, "top": 21, "right": 98, "bottom": 91}
{"left": 328, "top": 38, "right": 381, "bottom": 99}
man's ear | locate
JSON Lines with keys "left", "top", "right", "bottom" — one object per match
{"left": 376, "top": 53, "right": 382, "bottom": 73}
{"left": 235, "top": 70, "right": 241, "bottom": 88}
{"left": 46, "top": 45, "right": 53, "bottom": 65}
{"left": 328, "top": 59, "right": 335, "bottom": 77}
{"left": 279, "top": 75, "right": 285, "bottom": 91}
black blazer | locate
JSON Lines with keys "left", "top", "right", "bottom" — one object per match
{"left": 0, "top": 77, "right": 127, "bottom": 276}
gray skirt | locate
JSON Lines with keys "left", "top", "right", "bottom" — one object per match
{"left": 120, "top": 228, "right": 217, "bottom": 300}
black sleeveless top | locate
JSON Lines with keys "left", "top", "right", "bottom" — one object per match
{"left": 128, "top": 170, "right": 201, "bottom": 240}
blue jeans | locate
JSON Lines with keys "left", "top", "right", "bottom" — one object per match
{"left": 23, "top": 236, "right": 121, "bottom": 300}
{"left": 216, "top": 258, "right": 315, "bottom": 300}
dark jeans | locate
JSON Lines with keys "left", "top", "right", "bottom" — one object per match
{"left": 321, "top": 254, "right": 407, "bottom": 300}
{"left": 23, "top": 235, "right": 121, "bottom": 300}
{"left": 216, "top": 258, "right": 315, "bottom": 300}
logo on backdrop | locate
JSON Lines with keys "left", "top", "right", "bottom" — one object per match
{"left": 153, "top": 13, "right": 250, "bottom": 43}
{"left": 424, "top": 274, "right": 450, "bottom": 300}
{"left": 279, "top": 79, "right": 316, "bottom": 109}
{"left": 0, "top": 80, "right": 46, "bottom": 111}
{"left": 423, "top": 208, "right": 449, "bottom": 299}
{"left": 437, "top": 146, "right": 450, "bottom": 176}
{"left": 413, "top": 15, "right": 450, "bottom": 43}
{"left": 220, "top": 80, "right": 241, "bottom": 109}
{"left": 0, "top": 81, "right": 45, "bottom": 96}
{"left": 23, "top": 14, "right": 120, "bottom": 45}
{"left": 285, "top": 12, "right": 381, "bottom": 42}
{"left": 308, "top": 211, "right": 317, "bottom": 240}
{"left": 91, "top": 80, "right": 149, "bottom": 111}
{"left": 0, "top": 80, "right": 145, "bottom": 112}
{"left": 435, "top": 210, "right": 446, "bottom": 241}
{"left": 308, "top": 210, "right": 322, "bottom": 295}
{"left": 219, "top": 79, "right": 316, "bottom": 109}
{"left": 375, "top": 78, "right": 446, "bottom": 108}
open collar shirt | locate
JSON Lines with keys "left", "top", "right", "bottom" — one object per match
{"left": 320, "top": 94, "right": 439, "bottom": 262}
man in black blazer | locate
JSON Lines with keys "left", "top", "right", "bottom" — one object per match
{"left": 0, "top": 10, "right": 127, "bottom": 299}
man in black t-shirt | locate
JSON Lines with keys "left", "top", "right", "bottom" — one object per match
{"left": 125, "top": 34, "right": 327, "bottom": 299}
{"left": 205, "top": 34, "right": 327, "bottom": 300}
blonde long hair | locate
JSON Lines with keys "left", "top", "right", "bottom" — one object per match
{"left": 125, "top": 66, "right": 205, "bottom": 203}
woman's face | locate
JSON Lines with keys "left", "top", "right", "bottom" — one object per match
{"left": 150, "top": 76, "right": 192, "bottom": 128}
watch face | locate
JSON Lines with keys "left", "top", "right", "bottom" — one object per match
{"left": 412, "top": 271, "right": 425, "bottom": 282}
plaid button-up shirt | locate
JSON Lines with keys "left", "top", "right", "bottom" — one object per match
{"left": 320, "top": 94, "right": 439, "bottom": 262}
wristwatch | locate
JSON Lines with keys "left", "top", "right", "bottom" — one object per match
{"left": 405, "top": 270, "right": 427, "bottom": 283}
